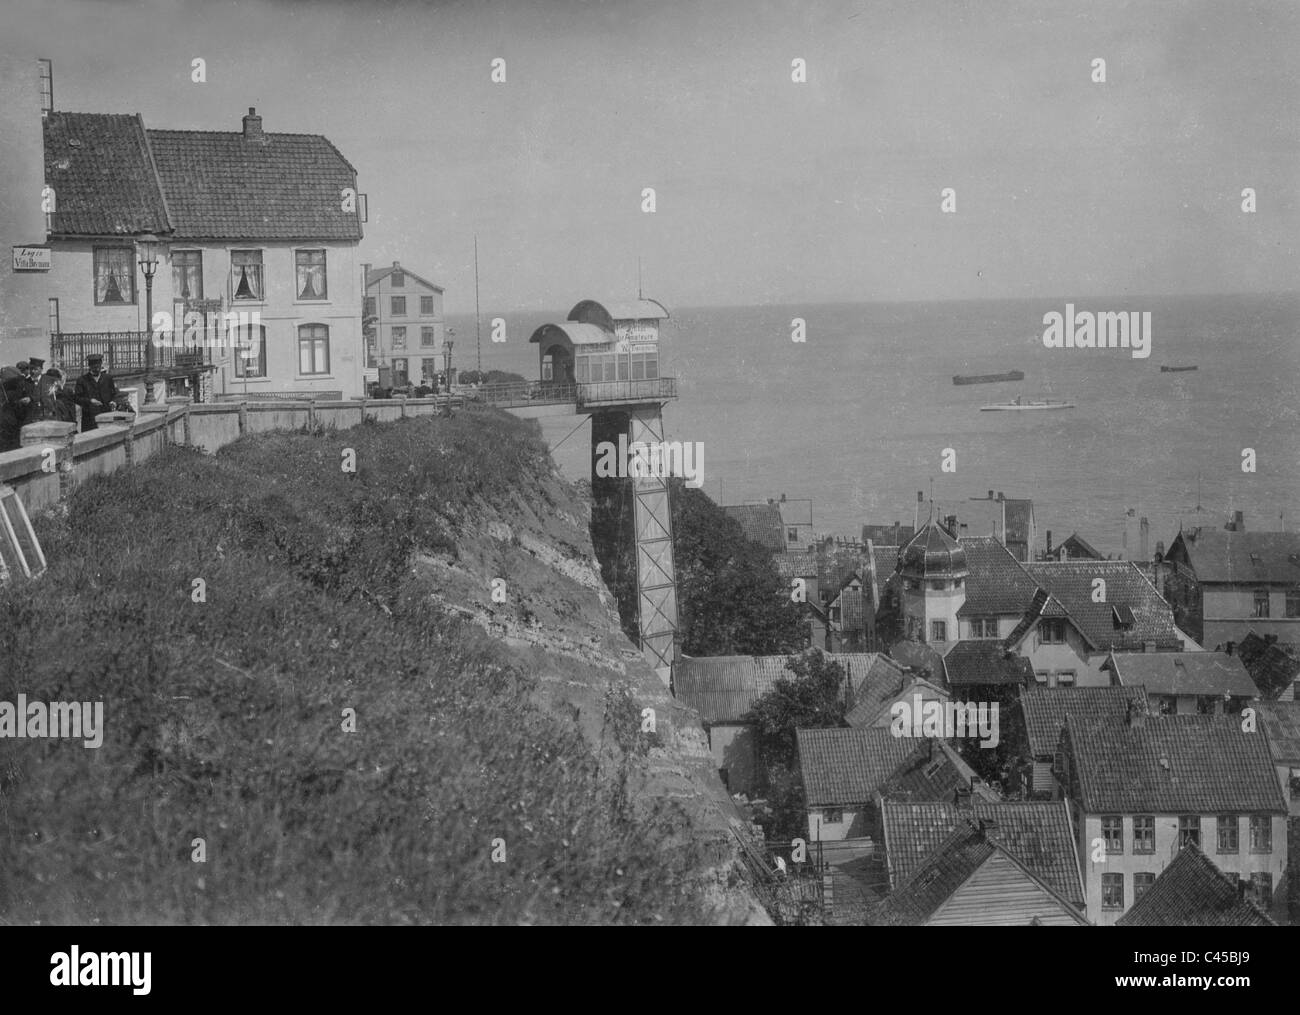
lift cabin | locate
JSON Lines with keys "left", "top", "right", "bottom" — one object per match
{"left": 527, "top": 298, "right": 678, "bottom": 686}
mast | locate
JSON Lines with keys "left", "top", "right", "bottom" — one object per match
{"left": 474, "top": 234, "right": 482, "bottom": 375}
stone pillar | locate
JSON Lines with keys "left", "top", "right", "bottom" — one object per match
{"left": 19, "top": 421, "right": 77, "bottom": 501}
{"left": 238, "top": 402, "right": 248, "bottom": 435}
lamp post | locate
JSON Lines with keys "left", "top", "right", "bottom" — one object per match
{"left": 442, "top": 339, "right": 454, "bottom": 417}
{"left": 137, "top": 234, "right": 160, "bottom": 404}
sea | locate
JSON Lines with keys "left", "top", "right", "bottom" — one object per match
{"left": 448, "top": 293, "right": 1300, "bottom": 559}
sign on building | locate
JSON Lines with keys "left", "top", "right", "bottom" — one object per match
{"left": 614, "top": 320, "right": 658, "bottom": 345}
{"left": 12, "top": 246, "right": 51, "bottom": 271}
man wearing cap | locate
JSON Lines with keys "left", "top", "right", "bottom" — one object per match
{"left": 23, "top": 358, "right": 45, "bottom": 416}
{"left": 75, "top": 354, "right": 131, "bottom": 431}
{"left": 0, "top": 367, "right": 30, "bottom": 450}
{"left": 38, "top": 366, "right": 77, "bottom": 423}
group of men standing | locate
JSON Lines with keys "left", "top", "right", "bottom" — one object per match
{"left": 0, "top": 354, "right": 133, "bottom": 452}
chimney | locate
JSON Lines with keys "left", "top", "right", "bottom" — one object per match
{"left": 393, "top": 260, "right": 401, "bottom": 269}
{"left": 988, "top": 489, "right": 994, "bottom": 500}
{"left": 954, "top": 785, "right": 973, "bottom": 810}
{"left": 1143, "top": 640, "right": 1157, "bottom": 653}
{"left": 1225, "top": 640, "right": 1235, "bottom": 657}
{"left": 242, "top": 107, "right": 263, "bottom": 141}
{"left": 1140, "top": 516, "right": 1149, "bottom": 560}
{"left": 781, "top": 493, "right": 787, "bottom": 502}
{"left": 1127, "top": 699, "right": 1147, "bottom": 729}
{"left": 1234, "top": 510, "right": 1244, "bottom": 532}
{"left": 1045, "top": 530, "right": 1053, "bottom": 556}
{"left": 997, "top": 491, "right": 1005, "bottom": 502}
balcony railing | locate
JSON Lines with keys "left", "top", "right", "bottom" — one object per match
{"left": 50, "top": 332, "right": 211, "bottom": 374}
{"left": 475, "top": 377, "right": 677, "bottom": 410}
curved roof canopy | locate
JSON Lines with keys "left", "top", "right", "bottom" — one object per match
{"left": 528, "top": 322, "right": 613, "bottom": 346}
{"left": 899, "top": 521, "right": 969, "bottom": 579}
{"left": 567, "top": 298, "right": 670, "bottom": 331}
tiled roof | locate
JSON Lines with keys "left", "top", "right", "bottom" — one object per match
{"left": 899, "top": 521, "right": 968, "bottom": 578}
{"left": 818, "top": 543, "right": 863, "bottom": 597}
{"left": 1258, "top": 700, "right": 1300, "bottom": 764}
{"left": 1115, "top": 844, "right": 1276, "bottom": 927}
{"left": 832, "top": 583, "right": 866, "bottom": 632}
{"left": 1020, "top": 684, "right": 1149, "bottom": 757}
{"left": 1173, "top": 528, "right": 1300, "bottom": 584}
{"left": 1107, "top": 652, "right": 1259, "bottom": 699}
{"left": 1025, "top": 560, "right": 1181, "bottom": 651}
{"left": 958, "top": 537, "right": 1043, "bottom": 617}
{"left": 365, "top": 264, "right": 444, "bottom": 292}
{"left": 887, "top": 640, "right": 948, "bottom": 685}
{"left": 147, "top": 127, "right": 361, "bottom": 240}
{"left": 1065, "top": 713, "right": 1286, "bottom": 813}
{"left": 796, "top": 727, "right": 916, "bottom": 807}
{"left": 722, "top": 503, "right": 785, "bottom": 553}
{"left": 674, "top": 652, "right": 879, "bottom": 724}
{"left": 1236, "top": 632, "right": 1300, "bottom": 699}
{"left": 943, "top": 640, "right": 1035, "bottom": 687}
{"left": 1057, "top": 532, "right": 1103, "bottom": 560}
{"left": 867, "top": 544, "right": 900, "bottom": 586}
{"left": 774, "top": 550, "right": 818, "bottom": 579}
{"left": 846, "top": 666, "right": 941, "bottom": 728}
{"left": 879, "top": 799, "right": 1084, "bottom": 906}
{"left": 44, "top": 112, "right": 171, "bottom": 236}
{"left": 879, "top": 740, "right": 994, "bottom": 803}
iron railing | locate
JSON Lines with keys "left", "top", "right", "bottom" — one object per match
{"left": 51, "top": 332, "right": 210, "bottom": 373}
{"left": 475, "top": 377, "right": 677, "bottom": 409}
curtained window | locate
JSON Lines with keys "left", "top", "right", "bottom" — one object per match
{"left": 391, "top": 326, "right": 406, "bottom": 350}
{"left": 94, "top": 247, "right": 135, "bottom": 305}
{"left": 172, "top": 250, "right": 203, "bottom": 300}
{"left": 232, "top": 250, "right": 263, "bottom": 301}
{"left": 421, "top": 327, "right": 436, "bottom": 347}
{"left": 298, "top": 324, "right": 330, "bottom": 375}
{"left": 295, "top": 249, "right": 327, "bottom": 300}
{"left": 234, "top": 324, "right": 266, "bottom": 378}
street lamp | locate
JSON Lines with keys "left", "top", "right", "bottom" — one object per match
{"left": 137, "top": 233, "right": 160, "bottom": 403}
{"left": 442, "top": 339, "right": 454, "bottom": 417}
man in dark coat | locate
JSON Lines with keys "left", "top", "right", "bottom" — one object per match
{"left": 74, "top": 355, "right": 132, "bottom": 431}
{"left": 0, "top": 372, "right": 30, "bottom": 451}
{"left": 38, "top": 368, "right": 77, "bottom": 423}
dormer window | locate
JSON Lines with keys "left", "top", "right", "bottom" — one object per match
{"left": 1112, "top": 604, "right": 1135, "bottom": 629}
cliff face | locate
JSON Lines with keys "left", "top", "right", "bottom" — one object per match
{"left": 405, "top": 419, "right": 770, "bottom": 924}
{"left": 0, "top": 409, "right": 768, "bottom": 925}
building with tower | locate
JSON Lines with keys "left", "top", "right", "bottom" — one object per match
{"left": 897, "top": 518, "right": 969, "bottom": 648}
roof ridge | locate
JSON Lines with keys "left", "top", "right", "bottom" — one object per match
{"left": 135, "top": 113, "right": 174, "bottom": 236}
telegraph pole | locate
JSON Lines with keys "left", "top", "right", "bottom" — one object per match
{"left": 474, "top": 235, "right": 482, "bottom": 375}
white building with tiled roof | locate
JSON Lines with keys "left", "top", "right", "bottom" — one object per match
{"left": 363, "top": 261, "right": 445, "bottom": 389}
{"left": 42, "top": 106, "right": 366, "bottom": 400}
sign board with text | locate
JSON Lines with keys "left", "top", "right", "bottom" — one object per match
{"left": 613, "top": 320, "right": 658, "bottom": 345}
{"left": 12, "top": 246, "right": 51, "bottom": 271}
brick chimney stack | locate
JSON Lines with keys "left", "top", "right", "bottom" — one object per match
{"left": 242, "top": 107, "right": 263, "bottom": 141}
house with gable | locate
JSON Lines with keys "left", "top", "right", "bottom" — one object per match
{"left": 869, "top": 819, "right": 1088, "bottom": 926}
{"left": 1163, "top": 518, "right": 1300, "bottom": 650}
{"left": 43, "top": 106, "right": 365, "bottom": 401}
{"left": 1104, "top": 651, "right": 1259, "bottom": 716}
{"left": 1056, "top": 706, "right": 1288, "bottom": 925}
{"left": 363, "top": 260, "right": 445, "bottom": 389}
{"left": 1017, "top": 684, "right": 1149, "bottom": 798}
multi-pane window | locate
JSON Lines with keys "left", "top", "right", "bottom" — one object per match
{"left": 93, "top": 247, "right": 135, "bottom": 304}
{"left": 391, "top": 270, "right": 404, "bottom": 287}
{"left": 391, "top": 326, "right": 406, "bottom": 350}
{"left": 1039, "top": 619, "right": 1066, "bottom": 644}
{"left": 392, "top": 357, "right": 408, "bottom": 384}
{"left": 972, "top": 618, "right": 998, "bottom": 639}
{"left": 1217, "top": 815, "right": 1239, "bottom": 853}
{"left": 420, "top": 295, "right": 434, "bottom": 315}
{"left": 363, "top": 296, "right": 376, "bottom": 317}
{"left": 231, "top": 250, "right": 263, "bottom": 300}
{"left": 172, "top": 250, "right": 203, "bottom": 300}
{"left": 823, "top": 809, "right": 843, "bottom": 824}
{"left": 295, "top": 249, "right": 327, "bottom": 299}
{"left": 630, "top": 351, "right": 658, "bottom": 380}
{"left": 1249, "top": 872, "right": 1273, "bottom": 907}
{"left": 1102, "top": 816, "right": 1122, "bottom": 854}
{"left": 1132, "top": 816, "right": 1154, "bottom": 853}
{"left": 1035, "top": 670, "right": 1050, "bottom": 684}
{"left": 421, "top": 358, "right": 438, "bottom": 382}
{"left": 930, "top": 620, "right": 947, "bottom": 642}
{"left": 421, "top": 327, "right": 437, "bottom": 347}
{"left": 391, "top": 296, "right": 406, "bottom": 316}
{"left": 1249, "top": 815, "right": 1272, "bottom": 853}
{"left": 233, "top": 324, "right": 266, "bottom": 378}
{"left": 1101, "top": 873, "right": 1124, "bottom": 910}
{"left": 1055, "top": 670, "right": 1076, "bottom": 686}
{"left": 365, "top": 335, "right": 377, "bottom": 369}
{"left": 1253, "top": 589, "right": 1270, "bottom": 618}
{"left": 1287, "top": 589, "right": 1300, "bottom": 618}
{"left": 1178, "top": 815, "right": 1201, "bottom": 849}
{"left": 1134, "top": 872, "right": 1155, "bottom": 901}
{"left": 298, "top": 324, "right": 329, "bottom": 375}
{"left": 930, "top": 580, "right": 947, "bottom": 591}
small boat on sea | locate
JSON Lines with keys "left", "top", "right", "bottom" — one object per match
{"left": 980, "top": 396, "right": 1074, "bottom": 412}
{"left": 953, "top": 369, "right": 1024, "bottom": 385}
{"left": 1159, "top": 365, "right": 1198, "bottom": 373}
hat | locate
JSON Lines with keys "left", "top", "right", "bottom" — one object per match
{"left": 27, "top": 357, "right": 44, "bottom": 369}
{"left": 87, "top": 354, "right": 104, "bottom": 365}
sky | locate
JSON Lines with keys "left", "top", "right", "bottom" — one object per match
{"left": 5, "top": 0, "right": 1299, "bottom": 314}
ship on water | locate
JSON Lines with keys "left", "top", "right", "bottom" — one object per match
{"left": 1159, "top": 365, "right": 1198, "bottom": 373}
{"left": 980, "top": 396, "right": 1074, "bottom": 411}
{"left": 953, "top": 369, "right": 1024, "bottom": 385}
